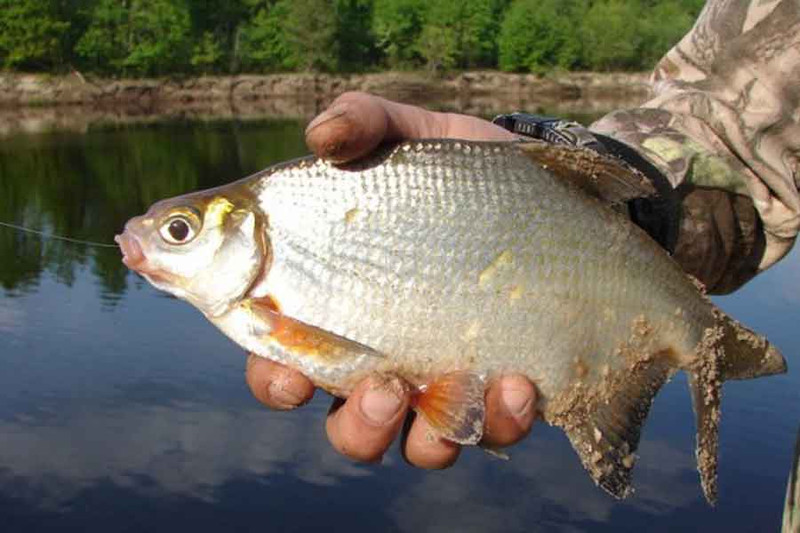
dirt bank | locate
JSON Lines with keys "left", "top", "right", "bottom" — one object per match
{"left": 0, "top": 71, "right": 651, "bottom": 136}
{"left": 0, "top": 71, "right": 649, "bottom": 108}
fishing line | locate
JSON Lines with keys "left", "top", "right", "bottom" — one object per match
{"left": 0, "top": 221, "right": 120, "bottom": 249}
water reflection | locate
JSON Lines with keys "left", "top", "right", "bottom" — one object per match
{"left": 0, "top": 120, "right": 307, "bottom": 300}
{"left": 0, "top": 119, "right": 797, "bottom": 532}
{"left": 0, "top": 398, "right": 702, "bottom": 530}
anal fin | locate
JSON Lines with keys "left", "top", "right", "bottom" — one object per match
{"left": 562, "top": 360, "right": 671, "bottom": 499}
{"left": 414, "top": 372, "right": 485, "bottom": 445}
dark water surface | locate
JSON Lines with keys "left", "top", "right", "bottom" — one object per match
{"left": 1, "top": 120, "right": 798, "bottom": 532}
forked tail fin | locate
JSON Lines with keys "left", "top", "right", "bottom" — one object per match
{"left": 559, "top": 307, "right": 786, "bottom": 505}
{"left": 688, "top": 309, "right": 787, "bottom": 505}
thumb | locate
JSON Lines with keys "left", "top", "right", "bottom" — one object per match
{"left": 305, "top": 92, "right": 390, "bottom": 163}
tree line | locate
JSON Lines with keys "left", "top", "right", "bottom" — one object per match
{"left": 0, "top": 0, "right": 705, "bottom": 77}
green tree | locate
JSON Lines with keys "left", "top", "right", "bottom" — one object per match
{"left": 76, "top": 0, "right": 192, "bottom": 76}
{"left": 580, "top": 0, "right": 641, "bottom": 71}
{"left": 73, "top": 0, "right": 127, "bottom": 73}
{"left": 335, "top": 0, "right": 377, "bottom": 71}
{"left": 372, "top": 0, "right": 426, "bottom": 68}
{"left": 239, "top": 1, "right": 293, "bottom": 71}
{"left": 56, "top": 0, "right": 97, "bottom": 71}
{"left": 474, "top": 0, "right": 512, "bottom": 68}
{"left": 639, "top": 0, "right": 699, "bottom": 67}
{"left": 417, "top": 23, "right": 457, "bottom": 72}
{"left": 416, "top": 0, "right": 503, "bottom": 71}
{"left": 678, "top": 0, "right": 707, "bottom": 16}
{"left": 191, "top": 31, "right": 224, "bottom": 72}
{"left": 187, "top": 0, "right": 250, "bottom": 73}
{"left": 241, "top": 0, "right": 376, "bottom": 72}
{"left": 125, "top": 0, "right": 191, "bottom": 74}
{"left": 284, "top": 0, "right": 339, "bottom": 71}
{"left": 0, "top": 0, "right": 711, "bottom": 76}
{"left": 0, "top": 0, "right": 70, "bottom": 70}
{"left": 498, "top": 0, "right": 586, "bottom": 73}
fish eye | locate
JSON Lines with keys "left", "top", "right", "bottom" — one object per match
{"left": 159, "top": 209, "right": 201, "bottom": 245}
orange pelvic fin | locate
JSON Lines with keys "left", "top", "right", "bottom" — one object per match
{"left": 248, "top": 295, "right": 383, "bottom": 363}
{"left": 414, "top": 372, "right": 485, "bottom": 445}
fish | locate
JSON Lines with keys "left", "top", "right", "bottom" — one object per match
{"left": 116, "top": 139, "right": 787, "bottom": 504}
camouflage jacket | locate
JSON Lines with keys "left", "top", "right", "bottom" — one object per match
{"left": 592, "top": 0, "right": 799, "bottom": 294}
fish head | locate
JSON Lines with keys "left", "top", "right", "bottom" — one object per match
{"left": 116, "top": 190, "right": 268, "bottom": 317}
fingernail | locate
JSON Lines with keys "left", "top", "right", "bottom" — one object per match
{"left": 305, "top": 103, "right": 349, "bottom": 135}
{"left": 360, "top": 380, "right": 404, "bottom": 426}
{"left": 500, "top": 386, "right": 533, "bottom": 418}
{"left": 268, "top": 380, "right": 303, "bottom": 409}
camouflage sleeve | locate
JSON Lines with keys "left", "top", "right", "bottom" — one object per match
{"left": 591, "top": 0, "right": 800, "bottom": 294}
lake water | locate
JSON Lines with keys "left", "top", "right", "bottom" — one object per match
{"left": 1, "top": 118, "right": 798, "bottom": 532}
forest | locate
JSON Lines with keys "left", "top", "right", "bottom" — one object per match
{"left": 0, "top": 0, "right": 706, "bottom": 76}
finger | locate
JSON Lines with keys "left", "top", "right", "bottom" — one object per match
{"left": 401, "top": 413, "right": 461, "bottom": 469}
{"left": 245, "top": 353, "right": 315, "bottom": 410}
{"left": 305, "top": 91, "right": 516, "bottom": 163}
{"left": 325, "top": 376, "right": 409, "bottom": 463}
{"left": 482, "top": 375, "right": 537, "bottom": 448}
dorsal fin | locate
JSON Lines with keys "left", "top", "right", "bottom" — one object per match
{"left": 517, "top": 141, "right": 656, "bottom": 205}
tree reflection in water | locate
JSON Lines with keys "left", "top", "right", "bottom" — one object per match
{"left": 0, "top": 120, "right": 307, "bottom": 302}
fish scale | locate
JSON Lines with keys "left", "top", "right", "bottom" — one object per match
{"left": 119, "top": 139, "right": 787, "bottom": 504}
{"left": 256, "top": 143, "right": 697, "bottom": 390}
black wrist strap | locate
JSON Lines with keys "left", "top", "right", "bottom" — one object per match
{"left": 492, "top": 112, "right": 679, "bottom": 254}
{"left": 492, "top": 113, "right": 607, "bottom": 152}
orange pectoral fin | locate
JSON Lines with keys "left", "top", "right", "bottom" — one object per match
{"left": 414, "top": 372, "right": 486, "bottom": 445}
{"left": 248, "top": 295, "right": 383, "bottom": 364}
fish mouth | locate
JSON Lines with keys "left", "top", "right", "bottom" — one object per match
{"left": 115, "top": 231, "right": 147, "bottom": 271}
{"left": 114, "top": 230, "right": 171, "bottom": 283}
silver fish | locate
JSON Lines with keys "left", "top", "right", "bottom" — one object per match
{"left": 117, "top": 140, "right": 786, "bottom": 504}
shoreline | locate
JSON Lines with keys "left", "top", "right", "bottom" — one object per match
{"left": 0, "top": 71, "right": 651, "bottom": 136}
{"left": 1, "top": 71, "right": 649, "bottom": 107}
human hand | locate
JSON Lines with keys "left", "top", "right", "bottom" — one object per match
{"left": 246, "top": 92, "right": 536, "bottom": 468}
